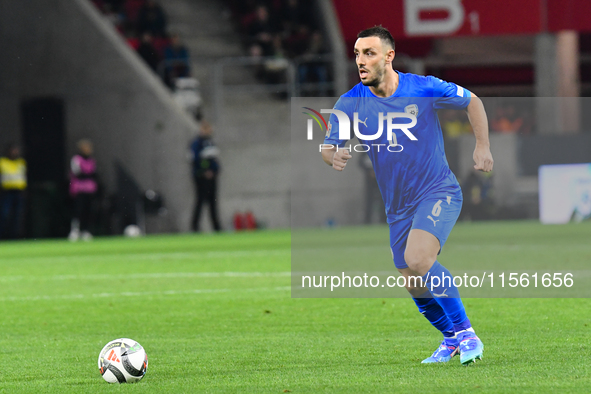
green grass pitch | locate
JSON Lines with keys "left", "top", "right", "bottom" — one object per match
{"left": 0, "top": 221, "right": 590, "bottom": 393}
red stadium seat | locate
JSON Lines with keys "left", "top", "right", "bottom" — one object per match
{"left": 127, "top": 37, "right": 140, "bottom": 50}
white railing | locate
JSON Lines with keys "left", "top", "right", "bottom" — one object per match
{"left": 212, "top": 55, "right": 335, "bottom": 122}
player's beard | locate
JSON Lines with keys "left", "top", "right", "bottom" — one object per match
{"left": 360, "top": 64, "right": 385, "bottom": 88}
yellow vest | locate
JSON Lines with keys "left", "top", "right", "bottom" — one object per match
{"left": 0, "top": 157, "right": 27, "bottom": 190}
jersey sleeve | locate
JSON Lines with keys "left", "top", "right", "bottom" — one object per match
{"left": 429, "top": 76, "right": 472, "bottom": 110}
{"left": 323, "top": 97, "right": 351, "bottom": 147}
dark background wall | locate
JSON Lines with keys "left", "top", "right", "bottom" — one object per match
{"left": 0, "top": 0, "right": 199, "bottom": 234}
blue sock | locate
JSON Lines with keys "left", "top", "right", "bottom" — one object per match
{"left": 422, "top": 261, "right": 471, "bottom": 332}
{"left": 412, "top": 291, "right": 455, "bottom": 338}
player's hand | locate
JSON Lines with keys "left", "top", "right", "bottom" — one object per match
{"left": 332, "top": 149, "right": 352, "bottom": 171}
{"left": 473, "top": 144, "right": 493, "bottom": 172}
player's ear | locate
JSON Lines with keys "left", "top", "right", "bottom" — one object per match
{"left": 385, "top": 49, "right": 395, "bottom": 64}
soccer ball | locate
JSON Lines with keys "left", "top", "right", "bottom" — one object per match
{"left": 124, "top": 225, "right": 142, "bottom": 237}
{"left": 98, "top": 338, "right": 148, "bottom": 383}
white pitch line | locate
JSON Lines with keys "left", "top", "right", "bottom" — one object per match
{"left": 0, "top": 286, "right": 291, "bottom": 302}
{"left": 0, "top": 248, "right": 289, "bottom": 264}
{"left": 448, "top": 244, "right": 591, "bottom": 251}
{"left": 0, "top": 271, "right": 292, "bottom": 283}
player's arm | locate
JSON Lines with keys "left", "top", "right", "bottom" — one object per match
{"left": 466, "top": 92, "right": 494, "bottom": 172}
{"left": 321, "top": 97, "right": 352, "bottom": 171}
{"left": 321, "top": 145, "right": 352, "bottom": 171}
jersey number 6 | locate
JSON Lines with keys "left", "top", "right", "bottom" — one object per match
{"left": 431, "top": 200, "right": 442, "bottom": 217}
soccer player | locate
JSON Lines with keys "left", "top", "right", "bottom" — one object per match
{"left": 321, "top": 26, "right": 493, "bottom": 365}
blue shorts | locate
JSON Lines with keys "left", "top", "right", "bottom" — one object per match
{"left": 389, "top": 190, "right": 463, "bottom": 269}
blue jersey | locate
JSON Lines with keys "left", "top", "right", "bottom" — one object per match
{"left": 324, "top": 72, "right": 471, "bottom": 223}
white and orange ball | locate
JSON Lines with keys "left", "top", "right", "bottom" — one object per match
{"left": 98, "top": 338, "right": 148, "bottom": 383}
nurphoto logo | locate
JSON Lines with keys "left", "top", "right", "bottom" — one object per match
{"left": 303, "top": 107, "right": 418, "bottom": 153}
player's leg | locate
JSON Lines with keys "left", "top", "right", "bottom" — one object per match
{"left": 69, "top": 194, "right": 84, "bottom": 241}
{"left": 404, "top": 229, "right": 469, "bottom": 323}
{"left": 207, "top": 177, "right": 221, "bottom": 232}
{"left": 0, "top": 192, "right": 8, "bottom": 238}
{"left": 406, "top": 193, "right": 483, "bottom": 364}
{"left": 13, "top": 191, "right": 24, "bottom": 238}
{"left": 191, "top": 177, "right": 205, "bottom": 232}
{"left": 397, "top": 266, "right": 458, "bottom": 363}
{"left": 79, "top": 193, "right": 93, "bottom": 240}
{"left": 390, "top": 221, "right": 457, "bottom": 363}
{"left": 5, "top": 191, "right": 17, "bottom": 238}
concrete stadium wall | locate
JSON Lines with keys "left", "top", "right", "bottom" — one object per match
{"left": 0, "top": 0, "right": 198, "bottom": 233}
{"left": 212, "top": 96, "right": 293, "bottom": 230}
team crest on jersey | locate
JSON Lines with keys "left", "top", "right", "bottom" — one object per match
{"left": 325, "top": 122, "right": 332, "bottom": 137}
{"left": 405, "top": 104, "right": 419, "bottom": 117}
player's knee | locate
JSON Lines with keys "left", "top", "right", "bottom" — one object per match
{"left": 404, "top": 247, "right": 436, "bottom": 275}
{"left": 397, "top": 268, "right": 425, "bottom": 295}
{"left": 398, "top": 268, "right": 425, "bottom": 297}
{"left": 404, "top": 281, "right": 423, "bottom": 296}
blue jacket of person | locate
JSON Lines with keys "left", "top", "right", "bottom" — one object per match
{"left": 190, "top": 136, "right": 220, "bottom": 178}
{"left": 165, "top": 45, "right": 190, "bottom": 76}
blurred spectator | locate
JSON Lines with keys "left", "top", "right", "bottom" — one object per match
{"left": 249, "top": 40, "right": 289, "bottom": 85}
{"left": 441, "top": 110, "right": 473, "bottom": 139}
{"left": 102, "top": 3, "right": 125, "bottom": 33}
{"left": 230, "top": 0, "right": 328, "bottom": 92}
{"left": 126, "top": 29, "right": 141, "bottom": 51}
{"left": 263, "top": 35, "right": 289, "bottom": 85}
{"left": 280, "top": 0, "right": 310, "bottom": 31}
{"left": 247, "top": 5, "right": 277, "bottom": 56}
{"left": 137, "top": 0, "right": 167, "bottom": 37}
{"left": 96, "top": 0, "right": 193, "bottom": 89}
{"left": 249, "top": 44, "right": 266, "bottom": 80}
{"left": 69, "top": 140, "right": 98, "bottom": 242}
{"left": 461, "top": 169, "right": 495, "bottom": 221}
{"left": 103, "top": 0, "right": 125, "bottom": 13}
{"left": 285, "top": 24, "right": 311, "bottom": 58}
{"left": 190, "top": 122, "right": 222, "bottom": 232}
{"left": 491, "top": 105, "right": 524, "bottom": 134}
{"left": 164, "top": 33, "right": 191, "bottom": 88}
{"left": 0, "top": 143, "right": 26, "bottom": 239}
{"left": 297, "top": 31, "right": 329, "bottom": 95}
{"left": 125, "top": 0, "right": 146, "bottom": 28}
{"left": 137, "top": 33, "right": 160, "bottom": 71}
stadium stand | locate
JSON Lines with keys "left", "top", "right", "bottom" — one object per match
{"left": 226, "top": 0, "right": 331, "bottom": 95}
{"left": 92, "top": 0, "right": 193, "bottom": 90}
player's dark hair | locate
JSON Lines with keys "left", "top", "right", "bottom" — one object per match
{"left": 357, "top": 25, "right": 395, "bottom": 51}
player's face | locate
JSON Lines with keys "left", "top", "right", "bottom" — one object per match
{"left": 354, "top": 37, "right": 392, "bottom": 87}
